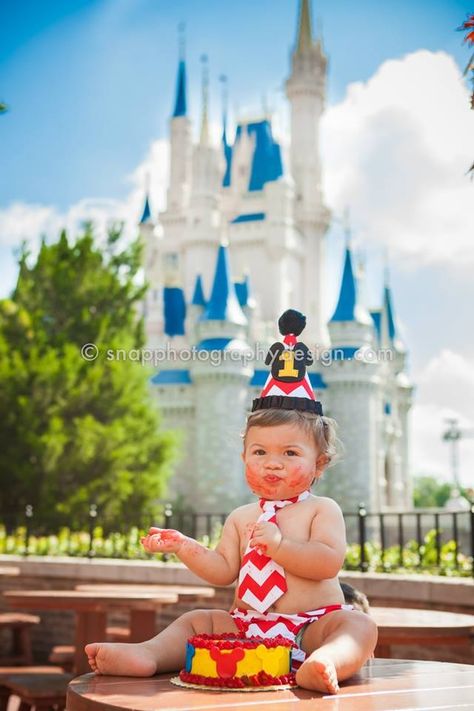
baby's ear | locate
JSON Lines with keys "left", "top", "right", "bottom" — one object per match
{"left": 241, "top": 450, "right": 245, "bottom": 462}
{"left": 316, "top": 453, "right": 330, "bottom": 471}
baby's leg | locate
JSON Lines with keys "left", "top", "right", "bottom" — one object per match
{"left": 295, "top": 609, "right": 377, "bottom": 694}
{"left": 85, "top": 608, "right": 239, "bottom": 676}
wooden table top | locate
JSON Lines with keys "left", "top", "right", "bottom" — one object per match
{"left": 371, "top": 606, "right": 474, "bottom": 636}
{"left": 3, "top": 589, "right": 179, "bottom": 612}
{"left": 67, "top": 659, "right": 474, "bottom": 711}
{"left": 0, "top": 566, "right": 20, "bottom": 576}
{"left": 75, "top": 584, "right": 215, "bottom": 598}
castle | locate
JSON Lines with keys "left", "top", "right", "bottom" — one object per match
{"left": 138, "top": 0, "right": 414, "bottom": 514}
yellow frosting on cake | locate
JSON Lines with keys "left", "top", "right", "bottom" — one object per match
{"left": 190, "top": 644, "right": 290, "bottom": 678}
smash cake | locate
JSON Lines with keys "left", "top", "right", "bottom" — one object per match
{"left": 171, "top": 634, "right": 297, "bottom": 691}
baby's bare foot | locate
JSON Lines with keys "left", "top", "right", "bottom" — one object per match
{"left": 295, "top": 655, "right": 339, "bottom": 694}
{"left": 85, "top": 642, "right": 157, "bottom": 677}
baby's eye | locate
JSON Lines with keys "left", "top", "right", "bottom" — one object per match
{"left": 285, "top": 449, "right": 299, "bottom": 456}
{"left": 253, "top": 449, "right": 266, "bottom": 455}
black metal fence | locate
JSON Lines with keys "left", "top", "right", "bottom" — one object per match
{"left": 1, "top": 503, "right": 473, "bottom": 576}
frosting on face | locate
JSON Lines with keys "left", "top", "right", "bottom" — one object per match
{"left": 243, "top": 423, "right": 319, "bottom": 500}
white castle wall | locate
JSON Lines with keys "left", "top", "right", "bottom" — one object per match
{"left": 318, "top": 362, "right": 381, "bottom": 513}
{"left": 191, "top": 362, "right": 253, "bottom": 512}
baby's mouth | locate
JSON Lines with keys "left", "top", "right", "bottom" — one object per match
{"left": 264, "top": 474, "right": 282, "bottom": 483}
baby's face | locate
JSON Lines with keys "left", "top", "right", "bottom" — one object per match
{"left": 243, "top": 423, "right": 323, "bottom": 500}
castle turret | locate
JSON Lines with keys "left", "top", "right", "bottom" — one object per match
{"left": 184, "top": 56, "right": 223, "bottom": 307}
{"left": 139, "top": 190, "right": 164, "bottom": 347}
{"left": 285, "top": 0, "right": 330, "bottom": 347}
{"left": 374, "top": 273, "right": 413, "bottom": 508}
{"left": 166, "top": 41, "right": 192, "bottom": 214}
{"left": 191, "top": 243, "right": 251, "bottom": 511}
{"left": 322, "top": 243, "right": 381, "bottom": 513}
{"left": 328, "top": 245, "right": 374, "bottom": 352}
{"left": 285, "top": 0, "right": 326, "bottom": 210}
{"left": 187, "top": 274, "right": 207, "bottom": 343}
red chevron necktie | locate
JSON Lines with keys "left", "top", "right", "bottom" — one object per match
{"left": 237, "top": 491, "right": 310, "bottom": 613}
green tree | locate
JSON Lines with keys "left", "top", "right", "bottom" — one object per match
{"left": 413, "top": 475, "right": 453, "bottom": 508}
{"left": 0, "top": 224, "right": 177, "bottom": 530}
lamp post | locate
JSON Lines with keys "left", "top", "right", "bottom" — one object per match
{"left": 442, "top": 418, "right": 474, "bottom": 510}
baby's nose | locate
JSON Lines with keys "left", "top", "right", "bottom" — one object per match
{"left": 265, "top": 457, "right": 284, "bottom": 469}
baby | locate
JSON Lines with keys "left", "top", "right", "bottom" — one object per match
{"left": 85, "top": 407, "right": 377, "bottom": 694}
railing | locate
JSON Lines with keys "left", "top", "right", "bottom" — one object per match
{"left": 1, "top": 503, "right": 473, "bottom": 576}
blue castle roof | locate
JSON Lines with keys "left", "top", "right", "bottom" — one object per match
{"left": 223, "top": 119, "right": 283, "bottom": 191}
{"left": 139, "top": 194, "right": 152, "bottom": 224}
{"left": 231, "top": 212, "right": 265, "bottom": 224}
{"left": 222, "top": 114, "right": 232, "bottom": 187}
{"left": 330, "top": 248, "right": 358, "bottom": 322}
{"left": 383, "top": 286, "right": 397, "bottom": 341}
{"left": 234, "top": 274, "right": 251, "bottom": 308}
{"left": 164, "top": 286, "right": 186, "bottom": 336}
{"left": 191, "top": 274, "right": 206, "bottom": 307}
{"left": 370, "top": 310, "right": 381, "bottom": 341}
{"left": 200, "top": 244, "right": 247, "bottom": 325}
{"left": 172, "top": 59, "right": 187, "bottom": 118}
{"left": 151, "top": 369, "right": 192, "bottom": 385}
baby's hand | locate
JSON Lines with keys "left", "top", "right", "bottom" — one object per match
{"left": 249, "top": 521, "right": 282, "bottom": 557}
{"left": 140, "top": 527, "right": 185, "bottom": 554}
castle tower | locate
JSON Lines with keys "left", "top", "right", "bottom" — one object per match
{"left": 159, "top": 34, "right": 193, "bottom": 294}
{"left": 139, "top": 190, "right": 164, "bottom": 347}
{"left": 190, "top": 243, "right": 252, "bottom": 511}
{"left": 166, "top": 37, "right": 192, "bottom": 214}
{"left": 375, "top": 276, "right": 413, "bottom": 508}
{"left": 322, "top": 244, "right": 381, "bottom": 512}
{"left": 285, "top": 0, "right": 331, "bottom": 347}
{"left": 184, "top": 56, "right": 223, "bottom": 299}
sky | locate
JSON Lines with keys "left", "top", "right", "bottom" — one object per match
{"left": 1, "top": 0, "right": 474, "bottom": 488}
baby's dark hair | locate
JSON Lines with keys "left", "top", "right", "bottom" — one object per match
{"left": 242, "top": 408, "right": 341, "bottom": 469}
{"left": 340, "top": 582, "right": 370, "bottom": 614}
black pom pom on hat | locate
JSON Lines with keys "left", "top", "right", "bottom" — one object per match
{"left": 278, "top": 309, "right": 306, "bottom": 337}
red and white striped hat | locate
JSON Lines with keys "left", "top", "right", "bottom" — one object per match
{"left": 252, "top": 309, "right": 323, "bottom": 415}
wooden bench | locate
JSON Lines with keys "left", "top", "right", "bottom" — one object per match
{"left": 0, "top": 667, "right": 68, "bottom": 711}
{"left": 48, "top": 625, "right": 130, "bottom": 671}
{"left": 0, "top": 671, "right": 73, "bottom": 710}
{"left": 0, "top": 613, "right": 40, "bottom": 666}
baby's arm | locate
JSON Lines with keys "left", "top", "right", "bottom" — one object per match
{"left": 250, "top": 498, "right": 346, "bottom": 581}
{"left": 141, "top": 510, "right": 241, "bottom": 586}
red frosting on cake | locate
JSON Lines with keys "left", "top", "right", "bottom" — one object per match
{"left": 179, "top": 669, "right": 297, "bottom": 688}
{"left": 188, "top": 633, "right": 294, "bottom": 650}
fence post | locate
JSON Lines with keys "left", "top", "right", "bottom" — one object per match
{"left": 470, "top": 505, "right": 474, "bottom": 578}
{"left": 163, "top": 503, "right": 173, "bottom": 529}
{"left": 162, "top": 503, "right": 173, "bottom": 562}
{"left": 88, "top": 504, "right": 97, "bottom": 559}
{"left": 358, "top": 503, "right": 368, "bottom": 572}
{"left": 24, "top": 505, "right": 33, "bottom": 557}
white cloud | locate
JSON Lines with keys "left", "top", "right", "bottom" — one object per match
{"left": 321, "top": 50, "right": 474, "bottom": 269}
{"left": 0, "top": 203, "right": 63, "bottom": 248}
{"left": 411, "top": 349, "right": 474, "bottom": 487}
{"left": 0, "top": 139, "right": 170, "bottom": 270}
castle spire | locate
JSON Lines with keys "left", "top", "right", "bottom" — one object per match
{"left": 191, "top": 274, "right": 207, "bottom": 307}
{"left": 296, "top": 0, "right": 313, "bottom": 54}
{"left": 220, "top": 74, "right": 232, "bottom": 187}
{"left": 172, "top": 23, "right": 187, "bottom": 117}
{"left": 139, "top": 173, "right": 152, "bottom": 224}
{"left": 201, "top": 244, "right": 246, "bottom": 325}
{"left": 199, "top": 54, "right": 210, "bottom": 145}
{"left": 330, "top": 245, "right": 371, "bottom": 325}
{"left": 139, "top": 193, "right": 152, "bottom": 224}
